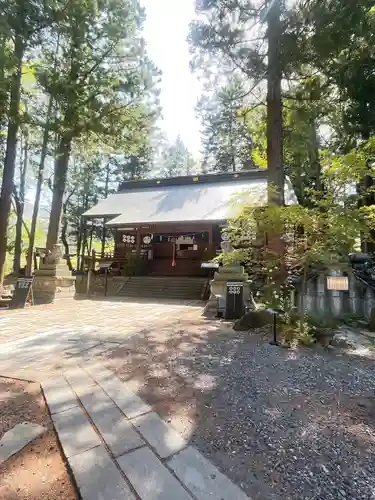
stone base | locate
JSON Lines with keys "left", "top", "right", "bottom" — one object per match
{"left": 203, "top": 297, "right": 220, "bottom": 318}
{"left": 32, "top": 276, "right": 75, "bottom": 305}
{"left": 209, "top": 264, "right": 254, "bottom": 317}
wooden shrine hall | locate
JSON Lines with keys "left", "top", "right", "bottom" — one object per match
{"left": 83, "top": 170, "right": 296, "bottom": 278}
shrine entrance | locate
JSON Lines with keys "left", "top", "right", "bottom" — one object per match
{"left": 114, "top": 226, "right": 218, "bottom": 277}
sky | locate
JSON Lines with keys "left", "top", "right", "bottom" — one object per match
{"left": 141, "top": 0, "right": 202, "bottom": 157}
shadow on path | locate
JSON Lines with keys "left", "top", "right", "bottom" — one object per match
{"left": 104, "top": 321, "right": 375, "bottom": 500}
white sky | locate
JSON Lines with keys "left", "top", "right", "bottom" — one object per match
{"left": 141, "top": 0, "right": 202, "bottom": 157}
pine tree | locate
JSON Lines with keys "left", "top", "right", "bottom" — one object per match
{"left": 37, "top": 0, "right": 160, "bottom": 250}
{"left": 158, "top": 136, "right": 194, "bottom": 177}
{"left": 198, "top": 76, "right": 256, "bottom": 172}
{"left": 0, "top": 0, "right": 52, "bottom": 284}
{"left": 190, "top": 0, "right": 285, "bottom": 204}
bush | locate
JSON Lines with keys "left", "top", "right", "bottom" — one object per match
{"left": 306, "top": 314, "right": 340, "bottom": 330}
{"left": 280, "top": 311, "right": 315, "bottom": 347}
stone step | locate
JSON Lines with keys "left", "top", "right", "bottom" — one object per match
{"left": 116, "top": 278, "right": 208, "bottom": 300}
{"left": 0, "top": 298, "right": 11, "bottom": 309}
{"left": 119, "top": 286, "right": 203, "bottom": 291}
{"left": 121, "top": 293, "right": 203, "bottom": 297}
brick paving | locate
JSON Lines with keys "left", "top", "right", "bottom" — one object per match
{"left": 42, "top": 365, "right": 250, "bottom": 500}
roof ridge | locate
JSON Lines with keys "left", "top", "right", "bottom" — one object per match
{"left": 118, "top": 170, "right": 267, "bottom": 192}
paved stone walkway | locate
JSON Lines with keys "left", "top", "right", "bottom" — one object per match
{"left": 42, "top": 364, "right": 250, "bottom": 500}
{"left": 0, "top": 298, "right": 204, "bottom": 381}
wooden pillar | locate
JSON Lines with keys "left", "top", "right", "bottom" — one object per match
{"left": 101, "top": 217, "right": 106, "bottom": 257}
{"left": 208, "top": 225, "right": 213, "bottom": 245}
{"left": 207, "top": 225, "right": 214, "bottom": 257}
{"left": 136, "top": 228, "right": 141, "bottom": 258}
{"left": 86, "top": 249, "right": 95, "bottom": 296}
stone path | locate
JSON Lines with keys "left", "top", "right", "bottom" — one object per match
{"left": 0, "top": 298, "right": 204, "bottom": 381}
{"left": 0, "top": 422, "right": 46, "bottom": 464}
{"left": 42, "top": 364, "right": 250, "bottom": 500}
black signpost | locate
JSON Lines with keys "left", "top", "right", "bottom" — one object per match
{"left": 98, "top": 261, "right": 113, "bottom": 297}
{"left": 266, "top": 308, "right": 284, "bottom": 346}
{"left": 9, "top": 277, "right": 34, "bottom": 309}
{"left": 225, "top": 281, "right": 244, "bottom": 320}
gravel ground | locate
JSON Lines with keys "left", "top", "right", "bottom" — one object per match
{"left": 105, "top": 322, "right": 375, "bottom": 500}
{"left": 0, "top": 378, "right": 78, "bottom": 500}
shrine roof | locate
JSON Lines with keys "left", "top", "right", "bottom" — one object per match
{"left": 83, "top": 170, "right": 297, "bottom": 225}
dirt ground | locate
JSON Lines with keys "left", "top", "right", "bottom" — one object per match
{"left": 0, "top": 378, "right": 78, "bottom": 500}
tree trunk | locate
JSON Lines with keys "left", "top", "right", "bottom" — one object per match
{"left": 101, "top": 163, "right": 110, "bottom": 257}
{"left": 13, "top": 131, "right": 28, "bottom": 275}
{"left": 61, "top": 209, "right": 73, "bottom": 271}
{"left": 0, "top": 34, "right": 7, "bottom": 123}
{"left": 76, "top": 208, "right": 82, "bottom": 271}
{"left": 0, "top": 36, "right": 24, "bottom": 286}
{"left": 76, "top": 240, "right": 81, "bottom": 270}
{"left": 13, "top": 192, "right": 23, "bottom": 275}
{"left": 229, "top": 109, "right": 236, "bottom": 172}
{"left": 80, "top": 213, "right": 88, "bottom": 271}
{"left": 45, "top": 28, "right": 80, "bottom": 254}
{"left": 45, "top": 135, "right": 72, "bottom": 250}
{"left": 267, "top": 0, "right": 284, "bottom": 206}
{"left": 79, "top": 237, "right": 87, "bottom": 272}
{"left": 309, "top": 121, "right": 323, "bottom": 193}
{"left": 360, "top": 163, "right": 375, "bottom": 254}
{"left": 26, "top": 94, "right": 54, "bottom": 274}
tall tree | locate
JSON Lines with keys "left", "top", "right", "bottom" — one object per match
{"left": 197, "top": 76, "right": 256, "bottom": 172}
{"left": 0, "top": 0, "right": 51, "bottom": 285}
{"left": 266, "top": 0, "right": 284, "bottom": 205}
{"left": 288, "top": 0, "right": 375, "bottom": 246}
{"left": 12, "top": 124, "right": 28, "bottom": 274}
{"left": 158, "top": 136, "right": 194, "bottom": 177}
{"left": 291, "top": 0, "right": 375, "bottom": 141}
{"left": 38, "top": 0, "right": 159, "bottom": 251}
{"left": 190, "top": 0, "right": 286, "bottom": 204}
{"left": 112, "top": 144, "right": 153, "bottom": 182}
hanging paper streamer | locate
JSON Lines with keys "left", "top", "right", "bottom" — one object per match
{"left": 172, "top": 243, "right": 176, "bottom": 267}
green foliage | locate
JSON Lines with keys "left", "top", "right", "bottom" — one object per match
{"left": 280, "top": 312, "right": 316, "bottom": 348}
{"left": 197, "top": 76, "right": 257, "bottom": 172}
{"left": 306, "top": 314, "right": 340, "bottom": 331}
{"left": 221, "top": 144, "right": 375, "bottom": 312}
{"left": 293, "top": 0, "right": 375, "bottom": 141}
{"left": 0, "top": 0, "right": 162, "bottom": 281}
{"left": 190, "top": 0, "right": 269, "bottom": 82}
{"left": 6, "top": 218, "right": 45, "bottom": 274}
{"left": 36, "top": 0, "right": 160, "bottom": 147}
{"left": 157, "top": 135, "right": 197, "bottom": 178}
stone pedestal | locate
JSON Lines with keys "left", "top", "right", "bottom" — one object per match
{"left": 205, "top": 264, "right": 253, "bottom": 316}
{"left": 33, "top": 245, "right": 75, "bottom": 305}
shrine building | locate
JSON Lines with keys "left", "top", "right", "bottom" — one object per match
{"left": 83, "top": 170, "right": 296, "bottom": 279}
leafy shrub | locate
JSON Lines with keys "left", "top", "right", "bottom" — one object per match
{"left": 280, "top": 311, "right": 315, "bottom": 347}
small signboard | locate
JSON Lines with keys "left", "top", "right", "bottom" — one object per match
{"left": 201, "top": 262, "right": 219, "bottom": 269}
{"left": 9, "top": 277, "right": 34, "bottom": 309}
{"left": 225, "top": 281, "right": 244, "bottom": 320}
{"left": 98, "top": 260, "right": 113, "bottom": 270}
{"left": 327, "top": 276, "right": 349, "bottom": 291}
